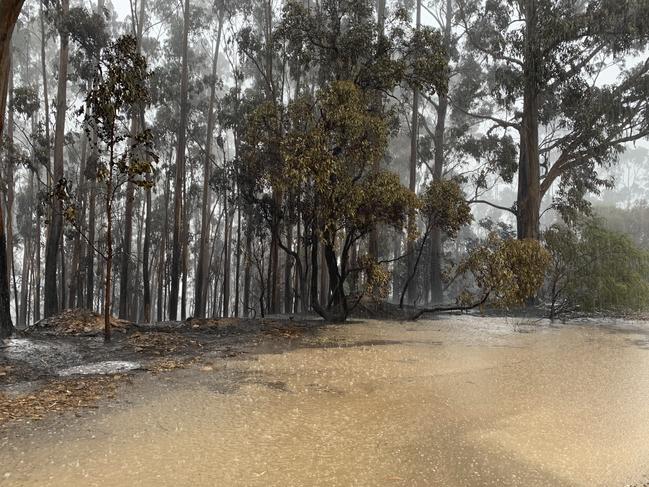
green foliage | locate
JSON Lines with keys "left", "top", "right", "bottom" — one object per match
{"left": 595, "top": 203, "right": 649, "bottom": 249}
{"left": 459, "top": 234, "right": 550, "bottom": 309}
{"left": 459, "top": 133, "right": 517, "bottom": 186}
{"left": 276, "top": 0, "right": 447, "bottom": 96}
{"left": 84, "top": 35, "right": 155, "bottom": 189}
{"left": 420, "top": 180, "right": 472, "bottom": 238}
{"left": 457, "top": 0, "right": 649, "bottom": 218}
{"left": 65, "top": 6, "right": 109, "bottom": 59}
{"left": 358, "top": 255, "right": 391, "bottom": 302}
{"left": 0, "top": 137, "right": 30, "bottom": 179}
{"left": 241, "top": 80, "right": 419, "bottom": 317}
{"left": 280, "top": 81, "right": 418, "bottom": 243}
{"left": 544, "top": 219, "right": 649, "bottom": 315}
{"left": 10, "top": 87, "right": 39, "bottom": 117}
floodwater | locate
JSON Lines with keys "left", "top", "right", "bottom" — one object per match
{"left": 2, "top": 316, "right": 649, "bottom": 487}
{"left": 57, "top": 361, "right": 141, "bottom": 377}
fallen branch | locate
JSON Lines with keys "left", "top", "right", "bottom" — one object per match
{"left": 408, "top": 292, "right": 490, "bottom": 321}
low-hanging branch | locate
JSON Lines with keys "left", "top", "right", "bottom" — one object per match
{"left": 408, "top": 291, "right": 491, "bottom": 321}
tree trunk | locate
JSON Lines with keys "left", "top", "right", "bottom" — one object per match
{"left": 195, "top": 14, "right": 223, "bottom": 318}
{"left": 85, "top": 51, "right": 99, "bottom": 312}
{"left": 69, "top": 117, "right": 88, "bottom": 308}
{"left": 405, "top": 0, "right": 421, "bottom": 306}
{"left": 143, "top": 187, "right": 151, "bottom": 322}
{"left": 59, "top": 233, "right": 65, "bottom": 310}
{"left": 0, "top": 0, "right": 24, "bottom": 137}
{"left": 6, "top": 60, "right": 16, "bottom": 325}
{"left": 368, "top": 0, "right": 386, "bottom": 261}
{"left": 242, "top": 207, "right": 252, "bottom": 317}
{"left": 181, "top": 167, "right": 189, "bottom": 320}
{"left": 20, "top": 174, "right": 36, "bottom": 328}
{"left": 44, "top": 0, "right": 70, "bottom": 318}
{"left": 34, "top": 219, "right": 41, "bottom": 321}
{"left": 319, "top": 244, "right": 328, "bottom": 308}
{"left": 157, "top": 167, "right": 170, "bottom": 322}
{"left": 169, "top": 0, "right": 190, "bottom": 320}
{"left": 34, "top": 0, "right": 50, "bottom": 322}
{"left": 429, "top": 228, "right": 443, "bottom": 303}
{"left": 516, "top": 0, "right": 541, "bottom": 241}
{"left": 234, "top": 200, "right": 241, "bottom": 317}
{"left": 311, "top": 240, "right": 348, "bottom": 322}
{"left": 119, "top": 0, "right": 147, "bottom": 320}
{"left": 213, "top": 215, "right": 225, "bottom": 317}
{"left": 299, "top": 218, "right": 309, "bottom": 313}
{"left": 104, "top": 169, "right": 113, "bottom": 342}
{"left": 0, "top": 200, "right": 12, "bottom": 337}
{"left": 19, "top": 236, "right": 30, "bottom": 329}
{"left": 391, "top": 232, "right": 401, "bottom": 302}
{"left": 85, "top": 178, "right": 97, "bottom": 310}
{"left": 324, "top": 243, "right": 343, "bottom": 309}
{"left": 310, "top": 227, "right": 319, "bottom": 313}
{"left": 222, "top": 190, "right": 231, "bottom": 317}
{"left": 429, "top": 0, "right": 452, "bottom": 304}
{"left": 284, "top": 222, "right": 293, "bottom": 314}
{"left": 119, "top": 176, "right": 135, "bottom": 319}
{"left": 131, "top": 197, "right": 144, "bottom": 321}
{"left": 0, "top": 11, "right": 13, "bottom": 334}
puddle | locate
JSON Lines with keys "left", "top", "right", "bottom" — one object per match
{"left": 3, "top": 318, "right": 649, "bottom": 486}
{"left": 57, "top": 361, "right": 141, "bottom": 377}
{"left": 1, "top": 338, "right": 81, "bottom": 369}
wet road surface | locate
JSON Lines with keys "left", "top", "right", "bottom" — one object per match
{"left": 2, "top": 316, "right": 649, "bottom": 486}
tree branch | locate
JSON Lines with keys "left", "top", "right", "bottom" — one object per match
{"left": 408, "top": 291, "right": 491, "bottom": 320}
{"left": 469, "top": 199, "right": 517, "bottom": 215}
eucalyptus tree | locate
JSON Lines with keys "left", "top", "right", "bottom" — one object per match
{"left": 118, "top": 0, "right": 149, "bottom": 321}
{"left": 195, "top": 0, "right": 231, "bottom": 319}
{"left": 61, "top": 5, "right": 110, "bottom": 312}
{"left": 236, "top": 0, "right": 284, "bottom": 314}
{"left": 422, "top": 0, "right": 455, "bottom": 304}
{"left": 82, "top": 35, "right": 154, "bottom": 340}
{"left": 405, "top": 0, "right": 422, "bottom": 306}
{"left": 168, "top": 0, "right": 192, "bottom": 321}
{"left": 0, "top": 0, "right": 24, "bottom": 337}
{"left": 457, "top": 0, "right": 649, "bottom": 239}
{"left": 7, "top": 12, "right": 42, "bottom": 327}
{"left": 248, "top": 81, "right": 420, "bottom": 320}
{"left": 43, "top": 0, "right": 72, "bottom": 317}
{"left": 242, "top": 0, "right": 448, "bottom": 314}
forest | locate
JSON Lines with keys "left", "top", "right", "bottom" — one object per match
{"left": 0, "top": 0, "right": 649, "bottom": 340}
{"left": 5, "top": 1, "right": 649, "bottom": 485}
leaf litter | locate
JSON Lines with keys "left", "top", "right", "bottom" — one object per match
{"left": 1, "top": 311, "right": 316, "bottom": 427}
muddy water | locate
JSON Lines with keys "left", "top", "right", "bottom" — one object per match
{"left": 3, "top": 316, "right": 649, "bottom": 487}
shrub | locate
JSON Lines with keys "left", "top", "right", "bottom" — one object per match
{"left": 544, "top": 219, "right": 649, "bottom": 317}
